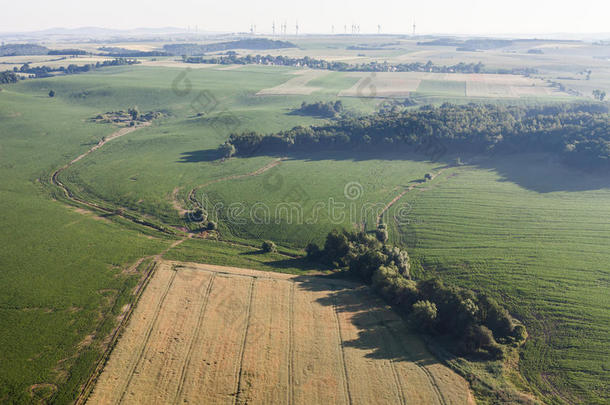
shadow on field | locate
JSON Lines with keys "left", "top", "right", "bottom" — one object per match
{"left": 291, "top": 276, "right": 453, "bottom": 365}
{"left": 178, "top": 149, "right": 222, "bottom": 163}
{"left": 264, "top": 256, "right": 330, "bottom": 272}
{"left": 194, "top": 146, "right": 610, "bottom": 192}
{"left": 478, "top": 153, "right": 610, "bottom": 193}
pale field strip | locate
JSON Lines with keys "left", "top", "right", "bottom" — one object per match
{"left": 256, "top": 69, "right": 330, "bottom": 95}
{"left": 87, "top": 261, "right": 473, "bottom": 405}
{"left": 338, "top": 72, "right": 422, "bottom": 97}
{"left": 338, "top": 71, "right": 563, "bottom": 98}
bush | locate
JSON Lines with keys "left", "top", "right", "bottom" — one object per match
{"left": 189, "top": 208, "right": 205, "bottom": 222}
{"left": 424, "top": 173, "right": 433, "bottom": 181}
{"left": 305, "top": 242, "right": 320, "bottom": 258}
{"left": 261, "top": 240, "right": 277, "bottom": 253}
{"left": 512, "top": 324, "right": 528, "bottom": 343}
{"left": 128, "top": 106, "right": 140, "bottom": 120}
{"left": 383, "top": 245, "right": 410, "bottom": 278}
{"left": 487, "top": 343, "right": 505, "bottom": 360}
{"left": 219, "top": 142, "right": 236, "bottom": 158}
{"left": 323, "top": 230, "right": 350, "bottom": 266}
{"left": 206, "top": 221, "right": 217, "bottom": 230}
{"left": 375, "top": 228, "right": 389, "bottom": 242}
{"left": 48, "top": 90, "right": 55, "bottom": 97}
{"left": 410, "top": 300, "right": 438, "bottom": 331}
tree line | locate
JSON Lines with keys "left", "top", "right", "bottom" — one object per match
{"left": 184, "top": 53, "right": 538, "bottom": 75}
{"left": 221, "top": 102, "right": 610, "bottom": 169}
{"left": 307, "top": 229, "right": 527, "bottom": 359}
{"left": 184, "top": 53, "right": 488, "bottom": 73}
{"left": 294, "top": 100, "right": 345, "bottom": 117}
{"left": 1, "top": 58, "right": 140, "bottom": 80}
{"left": 163, "top": 38, "right": 296, "bottom": 56}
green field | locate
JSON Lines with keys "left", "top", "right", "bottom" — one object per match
{"left": 0, "top": 41, "right": 609, "bottom": 405}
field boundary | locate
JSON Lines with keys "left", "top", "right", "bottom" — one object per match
{"left": 233, "top": 278, "right": 256, "bottom": 405}
{"left": 74, "top": 260, "right": 159, "bottom": 405}
{"left": 331, "top": 289, "right": 354, "bottom": 405}
{"left": 116, "top": 269, "right": 178, "bottom": 404}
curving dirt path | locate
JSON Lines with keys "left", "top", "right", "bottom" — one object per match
{"left": 376, "top": 166, "right": 451, "bottom": 226}
{"left": 50, "top": 123, "right": 175, "bottom": 235}
{"left": 183, "top": 157, "right": 286, "bottom": 212}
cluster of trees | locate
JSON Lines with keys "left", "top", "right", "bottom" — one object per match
{"left": 0, "top": 43, "right": 49, "bottom": 56}
{"left": 261, "top": 240, "right": 277, "bottom": 253}
{"left": 593, "top": 89, "right": 606, "bottom": 101}
{"left": 163, "top": 38, "right": 296, "bottom": 56}
{"left": 183, "top": 53, "right": 492, "bottom": 74}
{"left": 98, "top": 47, "right": 169, "bottom": 57}
{"left": 222, "top": 103, "right": 610, "bottom": 169}
{"left": 295, "top": 100, "right": 344, "bottom": 117}
{"left": 308, "top": 229, "right": 527, "bottom": 358}
{"left": 48, "top": 49, "right": 87, "bottom": 55}
{"left": 6, "top": 58, "right": 140, "bottom": 79}
{"left": 0, "top": 71, "right": 18, "bottom": 84}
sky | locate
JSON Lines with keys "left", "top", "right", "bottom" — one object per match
{"left": 1, "top": 0, "right": 609, "bottom": 35}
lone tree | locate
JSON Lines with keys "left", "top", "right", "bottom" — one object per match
{"left": 305, "top": 242, "right": 321, "bottom": 258}
{"left": 206, "top": 221, "right": 217, "bottom": 230}
{"left": 592, "top": 89, "right": 606, "bottom": 101}
{"left": 424, "top": 173, "right": 433, "bottom": 181}
{"left": 219, "top": 142, "right": 236, "bottom": 158}
{"left": 375, "top": 224, "right": 389, "bottom": 242}
{"left": 48, "top": 90, "right": 55, "bottom": 97}
{"left": 128, "top": 106, "right": 140, "bottom": 120}
{"left": 261, "top": 240, "right": 277, "bottom": 253}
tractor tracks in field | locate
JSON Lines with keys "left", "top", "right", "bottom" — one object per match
{"left": 173, "top": 272, "right": 217, "bottom": 405}
{"left": 117, "top": 270, "right": 178, "bottom": 404}
{"left": 185, "top": 157, "right": 286, "bottom": 212}
{"left": 287, "top": 282, "right": 296, "bottom": 405}
{"left": 50, "top": 123, "right": 175, "bottom": 235}
{"left": 233, "top": 278, "right": 257, "bottom": 405}
{"left": 331, "top": 289, "right": 354, "bottom": 405}
{"left": 362, "top": 288, "right": 448, "bottom": 405}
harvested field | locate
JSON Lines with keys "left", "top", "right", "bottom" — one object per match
{"left": 256, "top": 69, "right": 330, "bottom": 95}
{"left": 338, "top": 71, "right": 567, "bottom": 98}
{"left": 338, "top": 72, "right": 421, "bottom": 97}
{"left": 87, "top": 261, "right": 473, "bottom": 405}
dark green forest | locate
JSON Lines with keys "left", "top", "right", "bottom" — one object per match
{"left": 223, "top": 103, "right": 610, "bottom": 169}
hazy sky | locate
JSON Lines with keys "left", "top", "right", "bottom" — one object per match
{"left": 2, "top": 0, "right": 609, "bottom": 35}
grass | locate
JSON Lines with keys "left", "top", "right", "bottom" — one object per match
{"left": 0, "top": 58, "right": 608, "bottom": 405}
{"left": 387, "top": 156, "right": 610, "bottom": 404}
{"left": 0, "top": 85, "right": 173, "bottom": 403}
